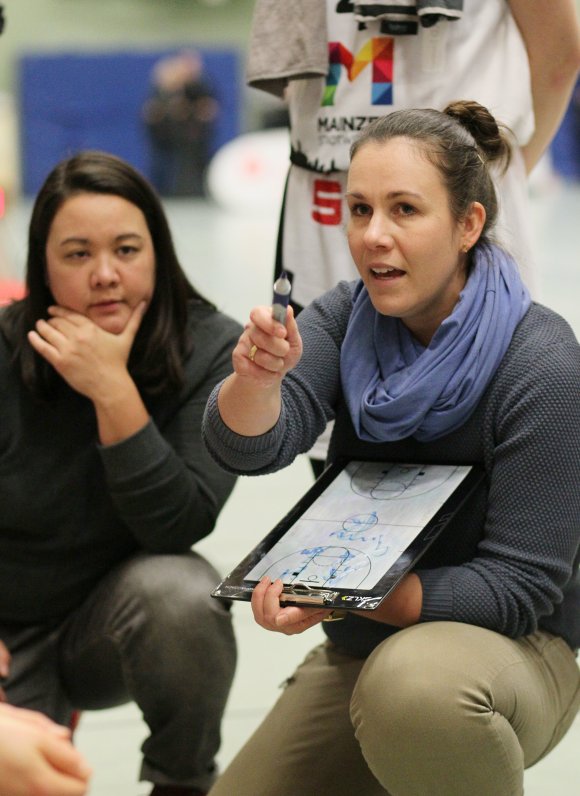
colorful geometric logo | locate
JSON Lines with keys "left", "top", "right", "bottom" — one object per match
{"left": 323, "top": 37, "right": 394, "bottom": 107}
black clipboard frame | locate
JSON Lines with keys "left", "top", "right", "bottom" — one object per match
{"left": 212, "top": 459, "right": 485, "bottom": 612}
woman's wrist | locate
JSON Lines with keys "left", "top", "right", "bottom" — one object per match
{"left": 355, "top": 573, "right": 423, "bottom": 628}
{"left": 92, "top": 375, "right": 150, "bottom": 445}
{"left": 217, "top": 372, "right": 282, "bottom": 437}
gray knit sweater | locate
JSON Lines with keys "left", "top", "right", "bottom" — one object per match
{"left": 0, "top": 301, "right": 242, "bottom": 625}
{"left": 203, "top": 281, "right": 580, "bottom": 656}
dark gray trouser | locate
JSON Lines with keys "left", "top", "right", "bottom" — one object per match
{"left": 1, "top": 552, "right": 237, "bottom": 792}
{"left": 209, "top": 623, "right": 580, "bottom": 796}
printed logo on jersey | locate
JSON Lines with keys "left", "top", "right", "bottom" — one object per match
{"left": 311, "top": 179, "right": 342, "bottom": 226}
{"left": 323, "top": 37, "right": 394, "bottom": 107}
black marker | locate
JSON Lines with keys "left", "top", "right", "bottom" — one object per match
{"left": 272, "top": 271, "right": 292, "bottom": 325}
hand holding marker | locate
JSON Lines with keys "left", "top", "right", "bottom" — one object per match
{"left": 272, "top": 271, "right": 292, "bottom": 324}
{"left": 248, "top": 273, "right": 292, "bottom": 364}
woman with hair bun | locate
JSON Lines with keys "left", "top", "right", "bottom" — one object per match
{"left": 203, "top": 101, "right": 580, "bottom": 796}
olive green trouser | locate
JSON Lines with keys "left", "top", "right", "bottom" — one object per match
{"left": 209, "top": 622, "right": 580, "bottom": 796}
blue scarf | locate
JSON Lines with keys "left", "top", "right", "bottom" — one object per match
{"left": 340, "top": 245, "right": 531, "bottom": 443}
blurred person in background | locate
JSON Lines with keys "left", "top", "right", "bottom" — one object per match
{"left": 247, "top": 0, "right": 580, "bottom": 476}
{"left": 143, "top": 49, "right": 219, "bottom": 198}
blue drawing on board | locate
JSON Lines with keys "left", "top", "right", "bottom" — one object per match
{"left": 257, "top": 544, "right": 372, "bottom": 587}
{"left": 245, "top": 462, "right": 470, "bottom": 590}
{"left": 339, "top": 512, "right": 379, "bottom": 536}
{"left": 330, "top": 512, "right": 391, "bottom": 556}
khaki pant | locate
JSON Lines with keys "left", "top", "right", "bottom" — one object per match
{"left": 209, "top": 622, "right": 580, "bottom": 796}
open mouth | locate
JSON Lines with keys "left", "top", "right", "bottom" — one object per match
{"left": 371, "top": 266, "right": 405, "bottom": 280}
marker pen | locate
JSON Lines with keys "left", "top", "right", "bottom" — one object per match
{"left": 272, "top": 271, "right": 292, "bottom": 325}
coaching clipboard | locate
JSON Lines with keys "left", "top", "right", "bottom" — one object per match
{"left": 212, "top": 459, "right": 484, "bottom": 612}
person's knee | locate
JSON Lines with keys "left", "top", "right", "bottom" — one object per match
{"left": 114, "top": 553, "right": 235, "bottom": 661}
{"left": 351, "top": 623, "right": 491, "bottom": 745}
{"left": 120, "top": 553, "right": 220, "bottom": 618}
{"left": 350, "top": 624, "right": 531, "bottom": 794}
{"left": 118, "top": 554, "right": 236, "bottom": 697}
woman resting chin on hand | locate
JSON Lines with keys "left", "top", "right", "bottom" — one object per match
{"left": 0, "top": 151, "right": 241, "bottom": 796}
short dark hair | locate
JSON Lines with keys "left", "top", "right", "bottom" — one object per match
{"left": 1, "top": 150, "right": 211, "bottom": 397}
{"left": 350, "top": 100, "right": 513, "bottom": 245}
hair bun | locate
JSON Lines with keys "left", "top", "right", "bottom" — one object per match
{"left": 444, "top": 100, "right": 512, "bottom": 170}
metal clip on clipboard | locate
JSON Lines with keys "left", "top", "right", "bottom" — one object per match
{"left": 280, "top": 584, "right": 340, "bottom": 606}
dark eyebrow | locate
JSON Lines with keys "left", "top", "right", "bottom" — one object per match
{"left": 345, "top": 190, "right": 422, "bottom": 200}
{"left": 114, "top": 233, "right": 144, "bottom": 243}
{"left": 387, "top": 191, "right": 422, "bottom": 200}
{"left": 59, "top": 237, "right": 89, "bottom": 247}
{"left": 59, "top": 233, "right": 144, "bottom": 247}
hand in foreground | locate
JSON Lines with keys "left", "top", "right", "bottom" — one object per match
{"left": 27, "top": 302, "right": 146, "bottom": 401}
{"left": 232, "top": 305, "right": 303, "bottom": 388}
{"left": 0, "top": 704, "right": 92, "bottom": 796}
{"left": 251, "top": 577, "right": 332, "bottom": 635}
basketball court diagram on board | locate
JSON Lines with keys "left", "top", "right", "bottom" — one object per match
{"left": 246, "top": 462, "right": 471, "bottom": 590}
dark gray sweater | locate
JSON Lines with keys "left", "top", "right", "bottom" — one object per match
{"left": 0, "top": 301, "right": 242, "bottom": 624}
{"left": 203, "top": 281, "right": 580, "bottom": 656}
